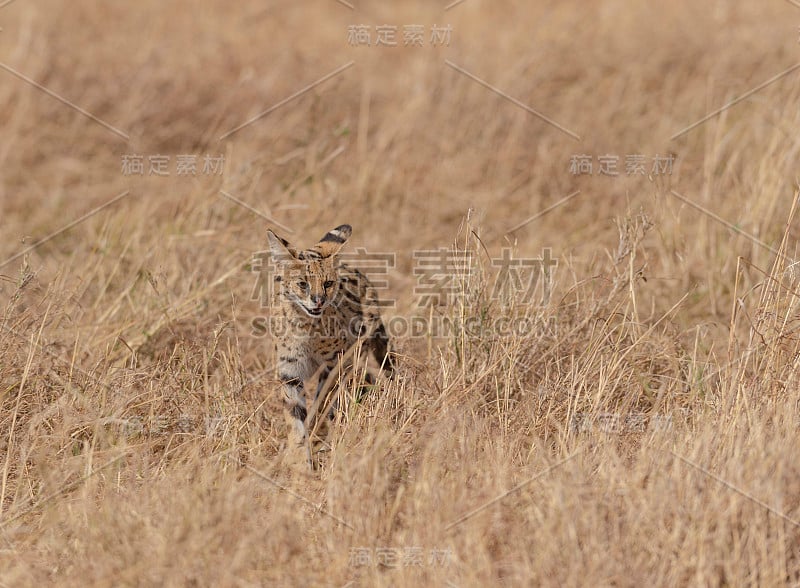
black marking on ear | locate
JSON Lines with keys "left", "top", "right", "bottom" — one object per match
{"left": 302, "top": 250, "right": 323, "bottom": 260}
{"left": 267, "top": 230, "right": 300, "bottom": 260}
{"left": 271, "top": 233, "right": 292, "bottom": 248}
{"left": 319, "top": 225, "right": 352, "bottom": 244}
{"left": 320, "top": 233, "right": 346, "bottom": 244}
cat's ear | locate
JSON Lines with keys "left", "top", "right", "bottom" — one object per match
{"left": 267, "top": 229, "right": 298, "bottom": 263}
{"left": 313, "top": 224, "right": 352, "bottom": 257}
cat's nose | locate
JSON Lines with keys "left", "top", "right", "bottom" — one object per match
{"left": 311, "top": 294, "right": 325, "bottom": 307}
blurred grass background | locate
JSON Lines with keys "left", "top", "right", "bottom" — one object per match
{"left": 1, "top": 1, "right": 800, "bottom": 585}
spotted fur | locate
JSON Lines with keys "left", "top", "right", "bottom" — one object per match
{"left": 266, "top": 224, "right": 394, "bottom": 465}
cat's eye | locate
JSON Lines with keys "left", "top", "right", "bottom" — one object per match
{"left": 323, "top": 280, "right": 335, "bottom": 289}
{"left": 298, "top": 281, "right": 310, "bottom": 291}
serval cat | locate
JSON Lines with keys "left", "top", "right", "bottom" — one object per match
{"left": 266, "top": 224, "right": 394, "bottom": 467}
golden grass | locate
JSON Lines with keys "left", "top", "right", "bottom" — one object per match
{"left": 2, "top": 0, "right": 800, "bottom": 585}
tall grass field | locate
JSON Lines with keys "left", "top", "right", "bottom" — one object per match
{"left": 1, "top": 1, "right": 800, "bottom": 586}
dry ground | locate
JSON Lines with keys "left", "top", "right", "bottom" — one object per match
{"left": 2, "top": 1, "right": 800, "bottom": 586}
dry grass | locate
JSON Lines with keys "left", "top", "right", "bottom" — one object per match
{"left": 2, "top": 0, "right": 800, "bottom": 585}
